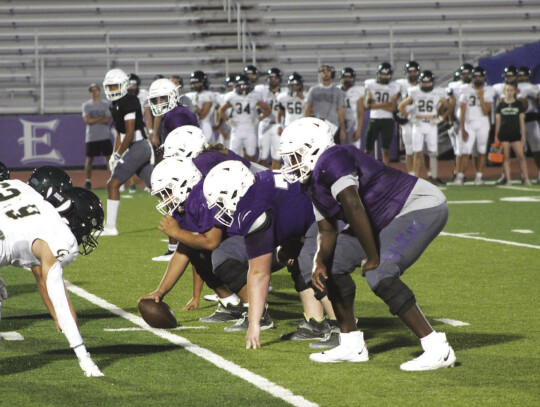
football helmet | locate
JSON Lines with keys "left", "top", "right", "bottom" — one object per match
{"left": 453, "top": 69, "right": 460, "bottom": 82}
{"left": 190, "top": 70, "right": 209, "bottom": 91}
{"left": 318, "top": 65, "right": 336, "bottom": 79}
{"left": 340, "top": 67, "right": 356, "bottom": 87}
{"left": 148, "top": 78, "right": 179, "bottom": 116}
{"left": 203, "top": 161, "right": 255, "bottom": 227}
{"left": 472, "top": 66, "right": 486, "bottom": 87}
{"left": 376, "top": 62, "right": 393, "bottom": 84}
{"left": 279, "top": 118, "right": 335, "bottom": 184}
{"left": 150, "top": 158, "right": 202, "bottom": 215}
{"left": 517, "top": 66, "right": 530, "bottom": 82}
{"left": 28, "top": 166, "right": 73, "bottom": 198}
{"left": 404, "top": 61, "right": 420, "bottom": 83}
{"left": 267, "top": 68, "right": 282, "bottom": 86}
{"left": 235, "top": 74, "right": 251, "bottom": 95}
{"left": 103, "top": 68, "right": 129, "bottom": 101}
{"left": 128, "top": 73, "right": 141, "bottom": 95}
{"left": 163, "top": 125, "right": 208, "bottom": 159}
{"left": 419, "top": 70, "right": 434, "bottom": 92}
{"left": 225, "top": 75, "right": 235, "bottom": 91}
{"left": 243, "top": 65, "right": 259, "bottom": 85}
{"left": 0, "top": 161, "right": 10, "bottom": 181}
{"left": 288, "top": 72, "right": 304, "bottom": 94}
{"left": 459, "top": 63, "right": 474, "bottom": 83}
{"left": 502, "top": 65, "right": 518, "bottom": 84}
{"left": 62, "top": 187, "right": 104, "bottom": 255}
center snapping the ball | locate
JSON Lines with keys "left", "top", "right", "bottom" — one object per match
{"left": 138, "top": 299, "right": 178, "bottom": 329}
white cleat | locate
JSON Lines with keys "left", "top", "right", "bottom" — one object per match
{"left": 151, "top": 250, "right": 174, "bottom": 262}
{"left": 474, "top": 178, "right": 484, "bottom": 186}
{"left": 101, "top": 225, "right": 118, "bottom": 236}
{"left": 204, "top": 294, "right": 220, "bottom": 302}
{"left": 400, "top": 346, "right": 456, "bottom": 371}
{"left": 309, "top": 342, "right": 369, "bottom": 363}
{"left": 78, "top": 353, "right": 104, "bottom": 377}
{"left": 452, "top": 178, "right": 464, "bottom": 186}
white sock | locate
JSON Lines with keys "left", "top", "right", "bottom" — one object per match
{"left": 420, "top": 331, "right": 447, "bottom": 352}
{"left": 106, "top": 199, "right": 120, "bottom": 228}
{"left": 457, "top": 172, "right": 464, "bottom": 179}
{"left": 168, "top": 244, "right": 178, "bottom": 252}
{"left": 476, "top": 172, "right": 482, "bottom": 180}
{"left": 74, "top": 343, "right": 89, "bottom": 359}
{"left": 408, "top": 171, "right": 415, "bottom": 175}
{"left": 219, "top": 294, "right": 240, "bottom": 306}
{"left": 427, "top": 171, "right": 432, "bottom": 177}
{"left": 339, "top": 331, "right": 364, "bottom": 348}
{"left": 429, "top": 156, "right": 438, "bottom": 178}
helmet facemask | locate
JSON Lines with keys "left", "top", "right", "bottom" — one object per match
{"left": 280, "top": 145, "right": 313, "bottom": 184}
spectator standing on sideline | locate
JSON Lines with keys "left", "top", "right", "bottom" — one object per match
{"left": 305, "top": 65, "right": 347, "bottom": 143}
{"left": 82, "top": 84, "right": 112, "bottom": 189}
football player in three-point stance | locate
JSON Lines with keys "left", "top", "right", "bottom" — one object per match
{"left": 398, "top": 71, "right": 449, "bottom": 184}
{"left": 364, "top": 62, "right": 401, "bottom": 165}
{"left": 101, "top": 68, "right": 154, "bottom": 236}
{"left": 339, "top": 67, "right": 365, "bottom": 148}
{"left": 218, "top": 74, "right": 271, "bottom": 162}
{"left": 277, "top": 117, "right": 456, "bottom": 370}
{"left": 0, "top": 171, "right": 104, "bottom": 377}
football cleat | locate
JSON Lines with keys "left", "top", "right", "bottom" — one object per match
{"left": 400, "top": 346, "right": 456, "bottom": 371}
{"left": 204, "top": 294, "right": 220, "bottom": 302}
{"left": 152, "top": 250, "right": 175, "bottom": 262}
{"left": 101, "top": 225, "right": 119, "bottom": 236}
{"left": 224, "top": 306, "right": 274, "bottom": 332}
{"left": 199, "top": 301, "right": 246, "bottom": 323}
{"left": 281, "top": 314, "right": 332, "bottom": 341}
{"left": 309, "top": 331, "right": 340, "bottom": 349}
{"left": 309, "top": 339, "right": 368, "bottom": 363}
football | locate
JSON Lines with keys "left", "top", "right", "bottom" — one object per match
{"left": 138, "top": 299, "right": 178, "bottom": 329}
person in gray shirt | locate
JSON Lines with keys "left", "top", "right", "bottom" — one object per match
{"left": 305, "top": 65, "right": 347, "bottom": 143}
{"left": 82, "top": 84, "right": 112, "bottom": 189}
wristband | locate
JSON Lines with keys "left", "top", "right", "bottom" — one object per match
{"left": 148, "top": 129, "right": 154, "bottom": 134}
{"left": 113, "top": 152, "right": 122, "bottom": 160}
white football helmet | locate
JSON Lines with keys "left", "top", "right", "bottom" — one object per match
{"left": 103, "top": 68, "right": 129, "bottom": 101}
{"left": 150, "top": 157, "right": 202, "bottom": 215}
{"left": 163, "top": 125, "right": 208, "bottom": 159}
{"left": 203, "top": 161, "right": 255, "bottom": 227}
{"left": 279, "top": 117, "right": 335, "bottom": 184}
{"left": 148, "top": 78, "right": 178, "bottom": 116}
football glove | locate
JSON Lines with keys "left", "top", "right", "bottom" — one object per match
{"left": 108, "top": 152, "right": 124, "bottom": 172}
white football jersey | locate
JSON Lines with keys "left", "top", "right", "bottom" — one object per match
{"left": 257, "top": 86, "right": 282, "bottom": 125}
{"left": 364, "top": 79, "right": 401, "bottom": 119}
{"left": 518, "top": 82, "right": 539, "bottom": 113}
{"left": 224, "top": 90, "right": 263, "bottom": 128}
{"left": 396, "top": 78, "right": 418, "bottom": 99}
{"left": 193, "top": 90, "right": 215, "bottom": 125}
{"left": 342, "top": 85, "right": 365, "bottom": 124}
{"left": 459, "top": 85, "right": 495, "bottom": 122}
{"left": 0, "top": 180, "right": 78, "bottom": 269}
{"left": 137, "top": 88, "right": 149, "bottom": 118}
{"left": 277, "top": 92, "right": 305, "bottom": 126}
{"left": 492, "top": 83, "right": 505, "bottom": 99}
{"left": 408, "top": 87, "right": 446, "bottom": 117}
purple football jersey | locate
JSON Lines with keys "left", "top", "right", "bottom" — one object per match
{"left": 171, "top": 181, "right": 218, "bottom": 234}
{"left": 162, "top": 106, "right": 200, "bottom": 140}
{"left": 302, "top": 145, "right": 417, "bottom": 235}
{"left": 229, "top": 170, "right": 315, "bottom": 258}
{"left": 193, "top": 149, "right": 250, "bottom": 177}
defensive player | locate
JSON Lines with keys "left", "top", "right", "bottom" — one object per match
{"left": 218, "top": 74, "right": 271, "bottom": 161}
{"left": 339, "top": 67, "right": 365, "bottom": 148}
{"left": 398, "top": 71, "right": 449, "bottom": 183}
{"left": 188, "top": 71, "right": 216, "bottom": 143}
{"left": 278, "top": 118, "right": 456, "bottom": 370}
{"left": 364, "top": 62, "right": 400, "bottom": 165}
{"left": 0, "top": 179, "right": 104, "bottom": 376}
{"left": 101, "top": 68, "right": 153, "bottom": 236}
{"left": 257, "top": 68, "right": 283, "bottom": 169}
{"left": 455, "top": 67, "right": 494, "bottom": 186}
{"left": 276, "top": 72, "right": 306, "bottom": 132}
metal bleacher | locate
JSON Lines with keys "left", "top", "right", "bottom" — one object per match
{"left": 0, "top": 0, "right": 538, "bottom": 114}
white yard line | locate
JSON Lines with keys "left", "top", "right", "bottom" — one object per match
{"left": 434, "top": 318, "right": 470, "bottom": 327}
{"left": 0, "top": 331, "right": 25, "bottom": 341}
{"left": 497, "top": 185, "right": 537, "bottom": 192}
{"left": 104, "top": 327, "right": 208, "bottom": 331}
{"left": 65, "top": 282, "right": 318, "bottom": 407}
{"left": 447, "top": 200, "right": 493, "bottom": 204}
{"left": 440, "top": 232, "right": 540, "bottom": 250}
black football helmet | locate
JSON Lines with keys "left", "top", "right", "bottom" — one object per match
{"left": 472, "top": 66, "right": 486, "bottom": 87}
{"left": 459, "top": 63, "right": 474, "bottom": 83}
{"left": 453, "top": 69, "right": 461, "bottom": 82}
{"left": 235, "top": 74, "right": 251, "bottom": 95}
{"left": 404, "top": 61, "right": 420, "bottom": 74}
{"left": 225, "top": 75, "right": 235, "bottom": 90}
{"left": 128, "top": 73, "right": 141, "bottom": 95}
{"left": 243, "top": 65, "right": 259, "bottom": 83}
{"left": 517, "top": 66, "right": 531, "bottom": 82}
{"left": 28, "top": 166, "right": 73, "bottom": 199}
{"left": 287, "top": 72, "right": 304, "bottom": 94}
{"left": 266, "top": 67, "right": 282, "bottom": 86}
{"left": 190, "top": 70, "right": 209, "bottom": 91}
{"left": 0, "top": 161, "right": 10, "bottom": 181}
{"left": 376, "top": 62, "right": 393, "bottom": 84}
{"left": 502, "top": 65, "right": 518, "bottom": 84}
{"left": 340, "top": 67, "right": 356, "bottom": 86}
{"left": 62, "top": 187, "right": 104, "bottom": 255}
{"left": 419, "top": 70, "right": 435, "bottom": 92}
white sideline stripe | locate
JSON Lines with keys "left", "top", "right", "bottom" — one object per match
{"left": 447, "top": 200, "right": 493, "bottom": 204}
{"left": 0, "top": 331, "right": 25, "bottom": 341}
{"left": 104, "top": 327, "right": 208, "bottom": 332}
{"left": 497, "top": 185, "right": 536, "bottom": 192}
{"left": 434, "top": 318, "right": 470, "bottom": 327}
{"left": 511, "top": 229, "right": 534, "bottom": 234}
{"left": 65, "top": 281, "right": 318, "bottom": 407}
{"left": 440, "top": 232, "right": 540, "bottom": 250}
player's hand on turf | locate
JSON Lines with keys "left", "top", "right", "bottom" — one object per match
{"left": 246, "top": 323, "right": 261, "bottom": 349}
{"left": 158, "top": 214, "right": 181, "bottom": 238}
{"left": 138, "top": 291, "right": 163, "bottom": 303}
{"left": 361, "top": 257, "right": 380, "bottom": 277}
{"left": 312, "top": 262, "right": 328, "bottom": 292}
{"left": 182, "top": 297, "right": 199, "bottom": 311}
{"left": 78, "top": 352, "right": 104, "bottom": 377}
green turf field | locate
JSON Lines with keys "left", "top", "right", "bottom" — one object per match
{"left": 1, "top": 184, "right": 539, "bottom": 407}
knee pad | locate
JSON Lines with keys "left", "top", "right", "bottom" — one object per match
{"left": 213, "top": 259, "right": 247, "bottom": 294}
{"left": 373, "top": 277, "right": 416, "bottom": 316}
{"left": 288, "top": 262, "right": 311, "bottom": 293}
{"left": 326, "top": 273, "right": 356, "bottom": 303}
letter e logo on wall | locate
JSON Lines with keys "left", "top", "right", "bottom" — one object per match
{"left": 17, "top": 119, "right": 65, "bottom": 164}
